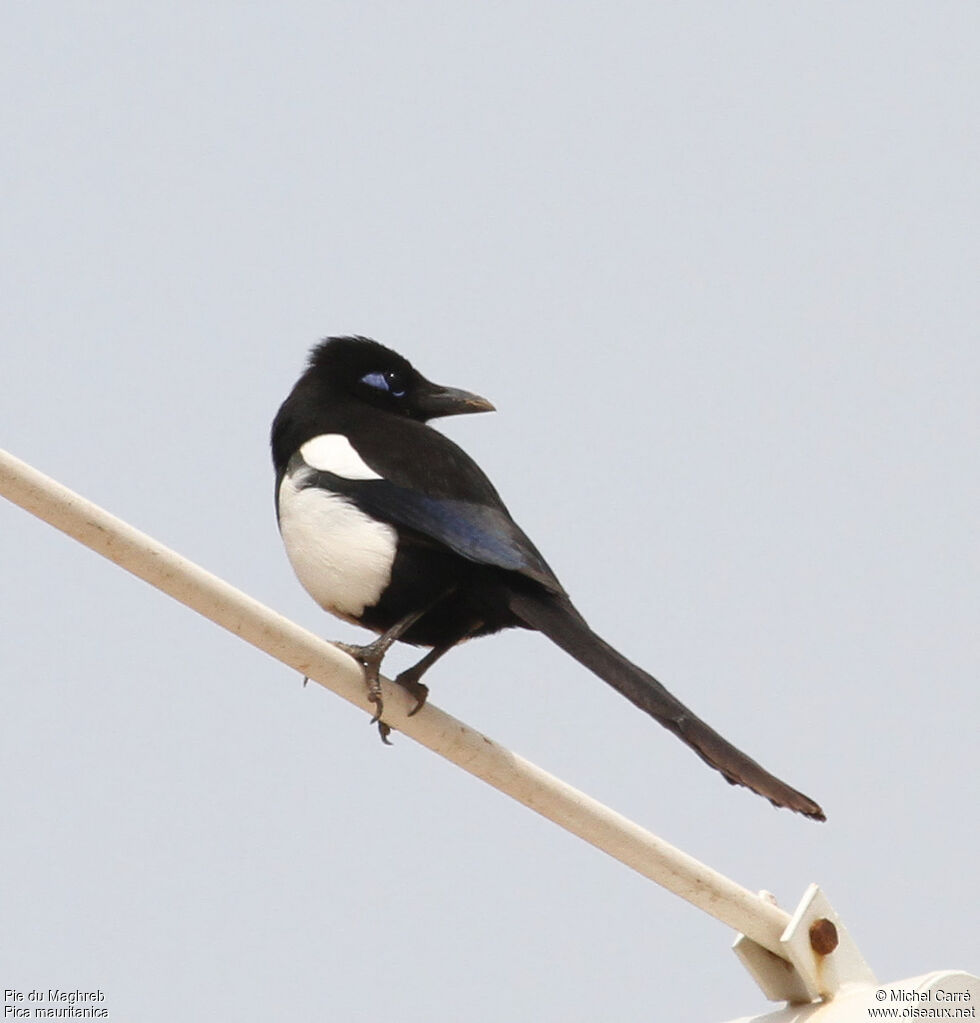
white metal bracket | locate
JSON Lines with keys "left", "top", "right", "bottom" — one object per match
{"left": 733, "top": 884, "right": 877, "bottom": 1003}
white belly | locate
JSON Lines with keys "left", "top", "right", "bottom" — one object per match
{"left": 277, "top": 471, "right": 397, "bottom": 622}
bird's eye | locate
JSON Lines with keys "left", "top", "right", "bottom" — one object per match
{"left": 361, "top": 370, "right": 408, "bottom": 398}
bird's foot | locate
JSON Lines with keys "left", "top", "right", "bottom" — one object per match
{"left": 393, "top": 669, "right": 430, "bottom": 716}
{"left": 333, "top": 640, "right": 393, "bottom": 743}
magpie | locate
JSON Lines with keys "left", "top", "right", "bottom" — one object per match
{"left": 271, "top": 336, "right": 825, "bottom": 821}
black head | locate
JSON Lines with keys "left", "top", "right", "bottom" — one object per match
{"left": 304, "top": 336, "right": 495, "bottom": 421}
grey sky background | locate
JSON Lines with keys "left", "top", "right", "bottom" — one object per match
{"left": 2, "top": 4, "right": 977, "bottom": 1021}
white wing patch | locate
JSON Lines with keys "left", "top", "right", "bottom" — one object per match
{"left": 299, "top": 434, "right": 383, "bottom": 480}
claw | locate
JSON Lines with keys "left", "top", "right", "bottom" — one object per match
{"left": 394, "top": 674, "right": 430, "bottom": 716}
{"left": 367, "top": 691, "right": 384, "bottom": 726}
{"left": 367, "top": 691, "right": 392, "bottom": 744}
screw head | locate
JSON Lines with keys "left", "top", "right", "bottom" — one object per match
{"left": 809, "top": 918, "right": 839, "bottom": 956}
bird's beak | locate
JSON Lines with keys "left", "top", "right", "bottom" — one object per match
{"left": 415, "top": 382, "right": 496, "bottom": 419}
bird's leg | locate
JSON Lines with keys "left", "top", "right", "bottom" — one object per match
{"left": 391, "top": 647, "right": 443, "bottom": 716}
{"left": 334, "top": 586, "right": 460, "bottom": 743}
{"left": 334, "top": 608, "right": 427, "bottom": 738}
{"left": 393, "top": 619, "right": 483, "bottom": 716}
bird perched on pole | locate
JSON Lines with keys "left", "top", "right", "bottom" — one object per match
{"left": 271, "top": 336, "right": 825, "bottom": 821}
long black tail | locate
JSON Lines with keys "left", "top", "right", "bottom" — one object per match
{"left": 508, "top": 590, "right": 825, "bottom": 821}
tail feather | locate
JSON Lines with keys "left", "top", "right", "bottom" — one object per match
{"left": 509, "top": 590, "right": 825, "bottom": 821}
